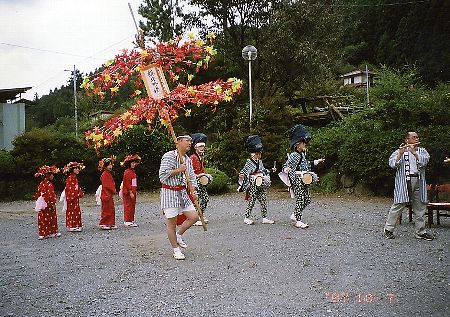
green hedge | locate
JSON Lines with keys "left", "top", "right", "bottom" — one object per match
{"left": 205, "top": 167, "right": 230, "bottom": 194}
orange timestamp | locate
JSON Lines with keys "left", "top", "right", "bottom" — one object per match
{"left": 325, "top": 292, "right": 397, "bottom": 304}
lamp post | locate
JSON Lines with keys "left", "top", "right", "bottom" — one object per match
{"left": 242, "top": 45, "right": 257, "bottom": 128}
{"left": 64, "top": 65, "right": 78, "bottom": 140}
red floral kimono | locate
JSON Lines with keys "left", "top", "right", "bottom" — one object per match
{"left": 34, "top": 178, "right": 58, "bottom": 238}
{"left": 65, "top": 173, "right": 84, "bottom": 229}
{"left": 190, "top": 153, "right": 205, "bottom": 175}
{"left": 99, "top": 170, "right": 116, "bottom": 226}
{"left": 122, "top": 168, "right": 137, "bottom": 222}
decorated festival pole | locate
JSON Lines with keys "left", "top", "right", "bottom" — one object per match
{"left": 81, "top": 28, "right": 242, "bottom": 233}
{"left": 128, "top": 6, "right": 207, "bottom": 230}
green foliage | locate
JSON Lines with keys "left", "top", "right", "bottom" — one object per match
{"left": 314, "top": 169, "right": 339, "bottom": 193}
{"left": 138, "top": 0, "right": 184, "bottom": 42}
{"left": 341, "top": 0, "right": 450, "bottom": 85}
{"left": 10, "top": 128, "right": 99, "bottom": 192}
{"left": 205, "top": 167, "right": 230, "bottom": 194}
{"left": 0, "top": 150, "right": 14, "bottom": 173}
{"left": 310, "top": 66, "right": 450, "bottom": 194}
{"left": 106, "top": 125, "right": 174, "bottom": 191}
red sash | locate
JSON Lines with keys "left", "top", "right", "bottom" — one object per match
{"left": 161, "top": 184, "right": 185, "bottom": 191}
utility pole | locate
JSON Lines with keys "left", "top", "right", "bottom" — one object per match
{"left": 365, "top": 64, "right": 370, "bottom": 106}
{"left": 65, "top": 65, "right": 78, "bottom": 139}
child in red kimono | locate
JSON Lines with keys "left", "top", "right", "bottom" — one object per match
{"left": 34, "top": 165, "right": 61, "bottom": 240}
{"left": 62, "top": 162, "right": 85, "bottom": 232}
{"left": 98, "top": 157, "right": 117, "bottom": 230}
{"left": 120, "top": 154, "right": 141, "bottom": 227}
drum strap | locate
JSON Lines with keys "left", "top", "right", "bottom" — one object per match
{"left": 251, "top": 159, "right": 259, "bottom": 173}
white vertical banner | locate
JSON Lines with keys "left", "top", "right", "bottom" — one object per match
{"left": 140, "top": 64, "right": 170, "bottom": 100}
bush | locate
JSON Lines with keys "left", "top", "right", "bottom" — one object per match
{"left": 310, "top": 67, "right": 450, "bottom": 195}
{"left": 0, "top": 150, "right": 14, "bottom": 173}
{"left": 205, "top": 167, "right": 230, "bottom": 194}
{"left": 106, "top": 125, "right": 174, "bottom": 191}
{"left": 314, "top": 169, "right": 339, "bottom": 193}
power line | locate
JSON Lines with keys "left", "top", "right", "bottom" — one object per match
{"left": 24, "top": 35, "right": 135, "bottom": 94}
{"left": 305, "top": 0, "right": 431, "bottom": 7}
{"left": 0, "top": 42, "right": 102, "bottom": 59}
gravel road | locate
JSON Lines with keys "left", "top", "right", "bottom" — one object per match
{"left": 0, "top": 189, "right": 448, "bottom": 317}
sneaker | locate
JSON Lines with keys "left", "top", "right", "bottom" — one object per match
{"left": 290, "top": 213, "right": 296, "bottom": 221}
{"left": 110, "top": 225, "right": 118, "bottom": 229}
{"left": 384, "top": 229, "right": 395, "bottom": 239}
{"left": 99, "top": 225, "right": 111, "bottom": 230}
{"left": 173, "top": 248, "right": 185, "bottom": 260}
{"left": 38, "top": 235, "right": 47, "bottom": 240}
{"left": 415, "top": 232, "right": 434, "bottom": 241}
{"left": 50, "top": 232, "right": 61, "bottom": 238}
{"left": 193, "top": 220, "right": 202, "bottom": 226}
{"left": 124, "top": 222, "right": 138, "bottom": 227}
{"left": 68, "top": 227, "right": 82, "bottom": 232}
{"left": 176, "top": 234, "right": 188, "bottom": 248}
{"left": 244, "top": 217, "right": 254, "bottom": 225}
{"left": 294, "top": 221, "right": 309, "bottom": 229}
{"left": 262, "top": 218, "right": 275, "bottom": 224}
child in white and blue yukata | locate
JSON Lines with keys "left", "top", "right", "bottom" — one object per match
{"left": 282, "top": 124, "right": 324, "bottom": 229}
{"left": 238, "top": 135, "right": 277, "bottom": 225}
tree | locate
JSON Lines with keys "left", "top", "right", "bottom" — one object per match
{"left": 138, "top": 0, "right": 185, "bottom": 42}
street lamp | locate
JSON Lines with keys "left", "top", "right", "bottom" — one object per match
{"left": 64, "top": 65, "right": 78, "bottom": 140}
{"left": 242, "top": 45, "right": 257, "bottom": 128}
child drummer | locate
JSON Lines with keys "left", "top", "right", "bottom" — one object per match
{"left": 282, "top": 124, "right": 324, "bottom": 228}
{"left": 238, "top": 135, "right": 276, "bottom": 225}
{"left": 189, "top": 133, "right": 212, "bottom": 226}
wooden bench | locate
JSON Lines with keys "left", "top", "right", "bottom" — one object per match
{"left": 427, "top": 183, "right": 450, "bottom": 225}
{"left": 401, "top": 183, "right": 450, "bottom": 226}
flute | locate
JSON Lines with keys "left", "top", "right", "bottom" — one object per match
{"left": 399, "top": 142, "right": 420, "bottom": 149}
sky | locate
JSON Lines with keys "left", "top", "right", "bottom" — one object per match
{"left": 0, "top": 0, "right": 145, "bottom": 101}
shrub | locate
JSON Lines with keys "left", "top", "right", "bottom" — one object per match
{"left": 0, "top": 150, "right": 14, "bottom": 173}
{"left": 106, "top": 125, "right": 174, "bottom": 191}
{"left": 314, "top": 169, "right": 339, "bottom": 193}
{"left": 205, "top": 167, "right": 230, "bottom": 194}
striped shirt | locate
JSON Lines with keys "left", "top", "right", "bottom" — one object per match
{"left": 389, "top": 147, "right": 429, "bottom": 204}
{"left": 159, "top": 150, "right": 198, "bottom": 209}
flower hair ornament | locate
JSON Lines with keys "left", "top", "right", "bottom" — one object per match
{"left": 98, "top": 156, "right": 116, "bottom": 171}
{"left": 34, "top": 165, "right": 60, "bottom": 178}
{"left": 62, "top": 162, "right": 86, "bottom": 174}
{"left": 120, "top": 154, "right": 142, "bottom": 167}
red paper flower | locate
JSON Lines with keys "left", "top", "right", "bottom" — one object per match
{"left": 82, "top": 33, "right": 242, "bottom": 150}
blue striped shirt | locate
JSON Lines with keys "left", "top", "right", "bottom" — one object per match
{"left": 389, "top": 147, "right": 429, "bottom": 203}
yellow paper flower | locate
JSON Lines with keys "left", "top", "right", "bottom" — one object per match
{"left": 113, "top": 129, "right": 122, "bottom": 137}
{"left": 188, "top": 86, "right": 196, "bottom": 95}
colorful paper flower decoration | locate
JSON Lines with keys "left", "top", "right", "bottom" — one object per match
{"left": 83, "top": 33, "right": 243, "bottom": 149}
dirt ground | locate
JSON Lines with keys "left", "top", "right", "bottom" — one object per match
{"left": 0, "top": 189, "right": 448, "bottom": 317}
